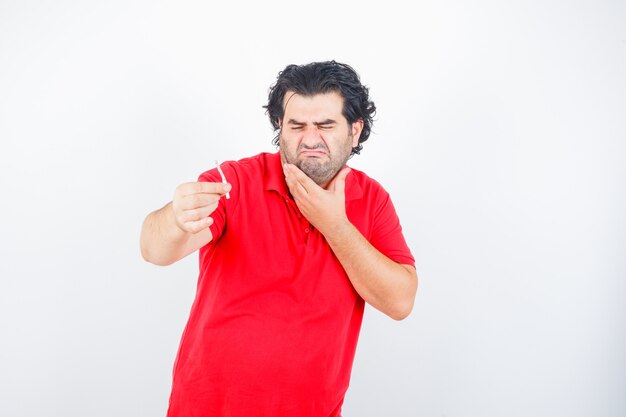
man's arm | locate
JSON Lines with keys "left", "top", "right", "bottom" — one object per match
{"left": 283, "top": 164, "right": 418, "bottom": 320}
{"left": 140, "top": 181, "right": 230, "bottom": 266}
{"left": 322, "top": 221, "right": 417, "bottom": 320}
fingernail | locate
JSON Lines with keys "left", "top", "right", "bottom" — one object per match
{"left": 224, "top": 183, "right": 231, "bottom": 192}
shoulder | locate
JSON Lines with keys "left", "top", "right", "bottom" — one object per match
{"left": 346, "top": 165, "right": 390, "bottom": 203}
{"left": 224, "top": 152, "right": 277, "bottom": 176}
{"left": 344, "top": 166, "right": 399, "bottom": 239}
{"left": 227, "top": 152, "right": 269, "bottom": 170}
{"left": 198, "top": 152, "right": 272, "bottom": 182}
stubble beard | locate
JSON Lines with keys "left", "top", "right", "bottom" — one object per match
{"left": 279, "top": 133, "right": 353, "bottom": 187}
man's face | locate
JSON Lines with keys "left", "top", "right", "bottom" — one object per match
{"left": 279, "top": 91, "right": 363, "bottom": 187}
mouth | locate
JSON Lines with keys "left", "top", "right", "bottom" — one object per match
{"left": 299, "top": 150, "right": 327, "bottom": 158}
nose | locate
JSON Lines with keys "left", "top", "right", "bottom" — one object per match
{"left": 300, "top": 126, "right": 324, "bottom": 149}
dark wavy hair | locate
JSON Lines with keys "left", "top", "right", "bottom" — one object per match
{"left": 264, "top": 60, "right": 376, "bottom": 155}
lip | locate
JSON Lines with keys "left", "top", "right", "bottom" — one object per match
{"left": 299, "top": 150, "right": 327, "bottom": 158}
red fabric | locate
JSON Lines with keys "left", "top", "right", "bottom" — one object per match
{"left": 167, "top": 152, "right": 414, "bottom": 417}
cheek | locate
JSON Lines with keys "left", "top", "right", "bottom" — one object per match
{"left": 283, "top": 130, "right": 302, "bottom": 142}
{"left": 280, "top": 131, "right": 296, "bottom": 146}
{"left": 281, "top": 134, "right": 304, "bottom": 156}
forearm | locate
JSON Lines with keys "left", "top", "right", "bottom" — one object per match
{"left": 281, "top": 163, "right": 417, "bottom": 318}
{"left": 140, "top": 202, "right": 192, "bottom": 266}
{"left": 323, "top": 220, "right": 418, "bottom": 320}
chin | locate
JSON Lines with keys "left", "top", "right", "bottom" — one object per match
{"left": 301, "top": 166, "right": 336, "bottom": 186}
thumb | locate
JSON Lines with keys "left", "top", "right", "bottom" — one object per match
{"left": 330, "top": 166, "right": 351, "bottom": 194}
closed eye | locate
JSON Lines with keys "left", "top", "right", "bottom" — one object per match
{"left": 314, "top": 119, "right": 336, "bottom": 130}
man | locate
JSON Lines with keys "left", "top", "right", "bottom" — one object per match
{"left": 140, "top": 61, "right": 417, "bottom": 417}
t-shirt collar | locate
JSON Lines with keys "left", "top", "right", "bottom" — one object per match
{"left": 264, "top": 152, "right": 363, "bottom": 201}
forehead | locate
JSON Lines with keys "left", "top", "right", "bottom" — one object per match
{"left": 282, "top": 90, "right": 345, "bottom": 121}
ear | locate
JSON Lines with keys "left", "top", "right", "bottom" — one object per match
{"left": 351, "top": 119, "right": 364, "bottom": 147}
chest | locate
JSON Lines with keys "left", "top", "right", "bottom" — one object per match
{"left": 207, "top": 190, "right": 369, "bottom": 309}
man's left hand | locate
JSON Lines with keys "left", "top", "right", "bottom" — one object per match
{"left": 283, "top": 163, "right": 351, "bottom": 237}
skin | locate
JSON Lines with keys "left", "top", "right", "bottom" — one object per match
{"left": 280, "top": 91, "right": 417, "bottom": 320}
{"left": 139, "top": 181, "right": 229, "bottom": 266}
{"left": 278, "top": 91, "right": 355, "bottom": 187}
{"left": 139, "top": 90, "right": 417, "bottom": 320}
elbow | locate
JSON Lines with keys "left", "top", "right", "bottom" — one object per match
{"left": 142, "top": 254, "right": 175, "bottom": 267}
{"left": 140, "top": 240, "right": 155, "bottom": 264}
{"left": 142, "top": 252, "right": 175, "bottom": 267}
{"left": 389, "top": 269, "right": 418, "bottom": 321}
{"left": 140, "top": 242, "right": 151, "bottom": 263}
{"left": 140, "top": 242, "right": 174, "bottom": 266}
{"left": 389, "top": 299, "right": 414, "bottom": 321}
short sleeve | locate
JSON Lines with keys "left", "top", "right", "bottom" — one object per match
{"left": 197, "top": 161, "right": 239, "bottom": 243}
{"left": 369, "top": 192, "right": 415, "bottom": 267}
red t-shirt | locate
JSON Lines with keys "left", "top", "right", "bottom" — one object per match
{"left": 167, "top": 152, "right": 414, "bottom": 417}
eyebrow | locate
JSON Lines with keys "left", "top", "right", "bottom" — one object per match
{"left": 286, "top": 118, "right": 337, "bottom": 126}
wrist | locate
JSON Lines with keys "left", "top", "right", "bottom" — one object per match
{"left": 320, "top": 216, "right": 352, "bottom": 241}
{"left": 165, "top": 202, "right": 190, "bottom": 237}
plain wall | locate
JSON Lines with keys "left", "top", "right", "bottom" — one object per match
{"left": 1, "top": 1, "right": 624, "bottom": 416}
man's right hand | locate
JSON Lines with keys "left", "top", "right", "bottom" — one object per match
{"left": 172, "top": 181, "right": 231, "bottom": 234}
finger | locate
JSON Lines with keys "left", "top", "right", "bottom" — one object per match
{"left": 284, "top": 163, "right": 318, "bottom": 194}
{"left": 180, "top": 202, "right": 219, "bottom": 223}
{"left": 284, "top": 167, "right": 309, "bottom": 198}
{"left": 183, "top": 216, "right": 214, "bottom": 234}
{"left": 289, "top": 180, "right": 308, "bottom": 200}
{"left": 177, "top": 181, "right": 231, "bottom": 197}
{"left": 329, "top": 167, "right": 351, "bottom": 194}
{"left": 179, "top": 193, "right": 222, "bottom": 210}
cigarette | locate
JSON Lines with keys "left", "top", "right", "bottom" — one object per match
{"left": 215, "top": 160, "right": 230, "bottom": 199}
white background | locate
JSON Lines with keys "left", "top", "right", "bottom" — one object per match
{"left": 1, "top": 1, "right": 625, "bottom": 416}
